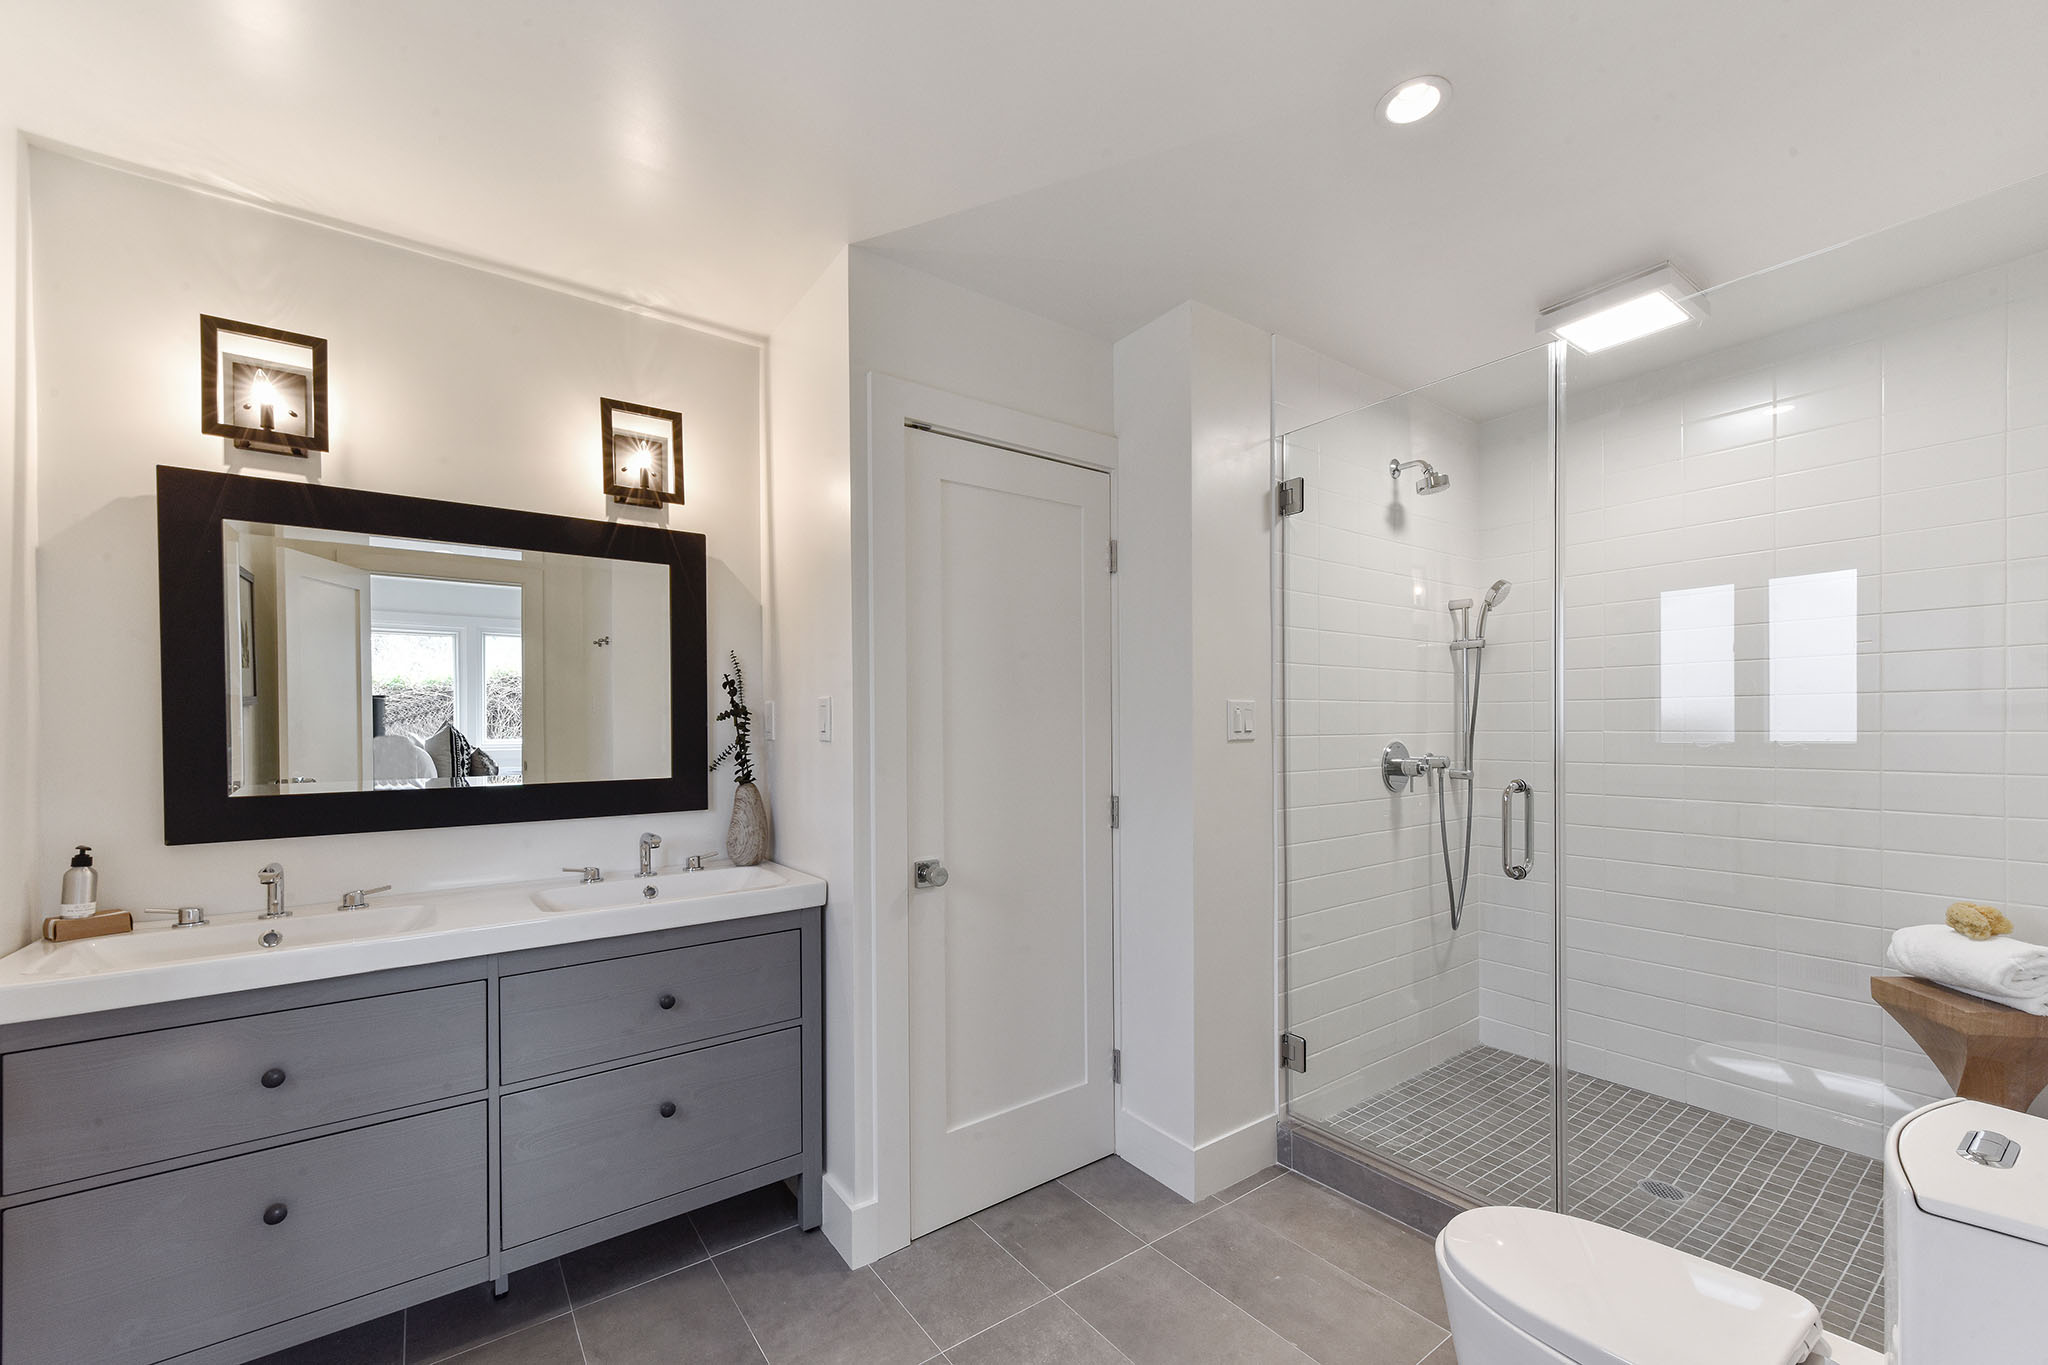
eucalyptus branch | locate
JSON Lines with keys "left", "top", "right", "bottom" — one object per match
{"left": 709, "top": 651, "right": 755, "bottom": 786}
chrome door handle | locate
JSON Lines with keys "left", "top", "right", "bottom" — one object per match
{"left": 914, "top": 859, "right": 949, "bottom": 889}
{"left": 1501, "top": 779, "right": 1534, "bottom": 880}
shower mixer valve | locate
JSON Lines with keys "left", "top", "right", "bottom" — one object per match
{"left": 1381, "top": 740, "right": 1448, "bottom": 794}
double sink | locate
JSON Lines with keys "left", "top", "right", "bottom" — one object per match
{"left": 0, "top": 861, "right": 823, "bottom": 1026}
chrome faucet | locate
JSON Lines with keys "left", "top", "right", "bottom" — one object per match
{"left": 258, "top": 863, "right": 290, "bottom": 919}
{"left": 638, "top": 833, "right": 662, "bottom": 878}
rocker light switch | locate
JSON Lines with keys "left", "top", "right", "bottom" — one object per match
{"left": 1226, "top": 699, "right": 1256, "bottom": 742}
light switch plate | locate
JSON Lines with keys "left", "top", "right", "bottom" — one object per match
{"left": 817, "top": 697, "right": 833, "bottom": 742}
{"left": 1226, "top": 699, "right": 1256, "bottom": 742}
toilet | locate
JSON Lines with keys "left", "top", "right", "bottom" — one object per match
{"left": 1434, "top": 1097, "right": 2048, "bottom": 1363}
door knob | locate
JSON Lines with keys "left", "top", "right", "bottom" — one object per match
{"left": 914, "top": 859, "right": 949, "bottom": 889}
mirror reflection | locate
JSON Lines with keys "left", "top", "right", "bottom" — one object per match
{"left": 222, "top": 522, "right": 671, "bottom": 795}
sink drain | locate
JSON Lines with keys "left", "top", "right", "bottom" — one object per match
{"left": 1638, "top": 1178, "right": 1688, "bottom": 1203}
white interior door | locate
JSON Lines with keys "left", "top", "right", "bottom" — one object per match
{"left": 275, "top": 546, "right": 373, "bottom": 793}
{"left": 907, "top": 428, "right": 1114, "bottom": 1236}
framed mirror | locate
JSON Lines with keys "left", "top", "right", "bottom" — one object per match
{"left": 157, "top": 466, "right": 708, "bottom": 844}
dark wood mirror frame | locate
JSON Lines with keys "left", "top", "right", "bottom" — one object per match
{"left": 156, "top": 466, "right": 708, "bottom": 846}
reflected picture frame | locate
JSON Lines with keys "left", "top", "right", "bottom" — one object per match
{"left": 600, "top": 397, "right": 684, "bottom": 507}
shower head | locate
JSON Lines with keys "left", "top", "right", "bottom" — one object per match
{"left": 1476, "top": 579, "right": 1513, "bottom": 636}
{"left": 1388, "top": 458, "right": 1451, "bottom": 495}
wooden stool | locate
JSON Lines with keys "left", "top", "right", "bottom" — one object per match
{"left": 1872, "top": 975, "right": 2048, "bottom": 1111}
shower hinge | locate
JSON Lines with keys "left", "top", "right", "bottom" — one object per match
{"left": 1280, "top": 1032, "right": 1308, "bottom": 1073}
{"left": 1109, "top": 539, "right": 1119, "bottom": 573}
{"left": 1112, "top": 1049, "right": 1122, "bottom": 1084}
{"left": 1277, "top": 477, "right": 1306, "bottom": 517}
{"left": 1110, "top": 795, "right": 1120, "bottom": 829}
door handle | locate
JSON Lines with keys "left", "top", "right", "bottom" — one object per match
{"left": 1501, "top": 780, "right": 1534, "bottom": 880}
{"left": 914, "top": 859, "right": 949, "bottom": 889}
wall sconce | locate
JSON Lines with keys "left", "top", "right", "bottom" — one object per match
{"left": 600, "top": 398, "right": 684, "bottom": 507}
{"left": 200, "top": 315, "right": 328, "bottom": 455}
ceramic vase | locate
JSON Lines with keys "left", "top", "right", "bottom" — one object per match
{"left": 726, "top": 780, "right": 771, "bottom": 866}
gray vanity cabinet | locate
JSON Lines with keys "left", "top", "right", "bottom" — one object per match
{"left": 0, "top": 905, "right": 824, "bottom": 1365}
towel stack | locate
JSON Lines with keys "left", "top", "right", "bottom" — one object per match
{"left": 1886, "top": 924, "right": 2048, "bottom": 1015}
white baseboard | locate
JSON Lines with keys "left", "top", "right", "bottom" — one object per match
{"left": 822, "top": 1172, "right": 897, "bottom": 1269}
{"left": 1116, "top": 1106, "right": 1278, "bottom": 1201}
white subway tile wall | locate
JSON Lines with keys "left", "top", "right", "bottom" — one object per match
{"left": 1279, "top": 347, "right": 1554, "bottom": 1129}
{"left": 1282, "top": 247, "right": 2048, "bottom": 1166}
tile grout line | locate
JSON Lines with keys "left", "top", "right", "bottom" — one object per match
{"left": 1172, "top": 1180, "right": 1452, "bottom": 1348}
{"left": 869, "top": 1259, "right": 946, "bottom": 1360}
{"left": 702, "top": 1239, "right": 775, "bottom": 1365}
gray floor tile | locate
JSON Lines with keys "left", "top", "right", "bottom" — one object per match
{"left": 576, "top": 1261, "right": 765, "bottom": 1365}
{"left": 561, "top": 1211, "right": 712, "bottom": 1306}
{"left": 1213, "top": 1166, "right": 1288, "bottom": 1205}
{"left": 408, "top": 1262, "right": 571, "bottom": 1365}
{"left": 1419, "top": 1343, "right": 1457, "bottom": 1365}
{"left": 693, "top": 1182, "right": 802, "bottom": 1256}
{"left": 247, "top": 1312, "right": 403, "bottom": 1365}
{"left": 1060, "top": 1247, "right": 1310, "bottom": 1365}
{"left": 1157, "top": 1208, "right": 1448, "bottom": 1365}
{"left": 875, "top": 1218, "right": 1051, "bottom": 1349}
{"left": 1058, "top": 1156, "right": 1214, "bottom": 1241}
{"left": 439, "top": 1312, "right": 583, "bottom": 1365}
{"left": 717, "top": 1228, "right": 938, "bottom": 1365}
{"left": 1233, "top": 1176, "right": 1449, "bottom": 1328}
{"left": 945, "top": 1297, "right": 1129, "bottom": 1365}
{"left": 972, "top": 1181, "right": 1143, "bottom": 1290}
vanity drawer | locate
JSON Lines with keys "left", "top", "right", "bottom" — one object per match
{"left": 1, "top": 980, "right": 485, "bottom": 1194}
{"left": 499, "top": 929, "right": 801, "bottom": 1082}
{"left": 2, "top": 1103, "right": 486, "bottom": 1365}
{"left": 501, "top": 1029, "right": 802, "bottom": 1247}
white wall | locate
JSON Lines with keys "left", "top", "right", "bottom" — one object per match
{"left": 0, "top": 126, "right": 32, "bottom": 945}
{"left": 21, "top": 150, "right": 764, "bottom": 947}
{"left": 1112, "top": 301, "right": 1288, "bottom": 1197}
{"left": 763, "top": 249, "right": 865, "bottom": 1256}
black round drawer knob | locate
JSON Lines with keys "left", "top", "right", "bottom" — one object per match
{"left": 260, "top": 1067, "right": 287, "bottom": 1089}
{"left": 262, "top": 1203, "right": 288, "bottom": 1226}
{"left": 657, "top": 993, "right": 677, "bottom": 1010}
{"left": 658, "top": 1100, "right": 678, "bottom": 1118}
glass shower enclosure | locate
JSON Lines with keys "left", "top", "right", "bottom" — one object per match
{"left": 1278, "top": 170, "right": 2048, "bottom": 1353}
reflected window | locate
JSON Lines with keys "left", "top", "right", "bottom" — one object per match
{"left": 371, "top": 630, "right": 456, "bottom": 741}
{"left": 1660, "top": 584, "right": 1734, "bottom": 745}
{"left": 483, "top": 632, "right": 523, "bottom": 741}
{"left": 1770, "top": 569, "right": 1858, "bottom": 743}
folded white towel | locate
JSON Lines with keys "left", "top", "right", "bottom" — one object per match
{"left": 1886, "top": 924, "right": 2048, "bottom": 1015}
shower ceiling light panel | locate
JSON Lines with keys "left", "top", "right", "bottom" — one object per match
{"left": 1537, "top": 262, "right": 1707, "bottom": 353}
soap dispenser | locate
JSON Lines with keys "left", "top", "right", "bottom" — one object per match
{"left": 59, "top": 846, "right": 98, "bottom": 918}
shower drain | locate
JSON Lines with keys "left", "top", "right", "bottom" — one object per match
{"left": 1637, "top": 1178, "right": 1689, "bottom": 1203}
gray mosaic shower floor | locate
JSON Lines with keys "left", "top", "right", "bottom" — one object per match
{"left": 1322, "top": 1045, "right": 1887, "bottom": 1351}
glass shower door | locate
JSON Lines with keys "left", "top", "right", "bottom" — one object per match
{"left": 1279, "top": 345, "right": 1560, "bottom": 1207}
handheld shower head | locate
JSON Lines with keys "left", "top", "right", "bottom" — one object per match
{"left": 1476, "top": 579, "right": 1513, "bottom": 636}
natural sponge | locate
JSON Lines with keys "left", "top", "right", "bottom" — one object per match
{"left": 1947, "top": 901, "right": 2014, "bottom": 941}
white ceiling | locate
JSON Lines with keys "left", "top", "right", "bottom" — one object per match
{"left": 8, "top": 1, "right": 2048, "bottom": 386}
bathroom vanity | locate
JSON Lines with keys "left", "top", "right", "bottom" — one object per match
{"left": 0, "top": 867, "right": 825, "bottom": 1365}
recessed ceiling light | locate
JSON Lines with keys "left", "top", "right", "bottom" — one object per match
{"left": 1537, "top": 263, "right": 1708, "bottom": 353}
{"left": 1377, "top": 75, "right": 1451, "bottom": 126}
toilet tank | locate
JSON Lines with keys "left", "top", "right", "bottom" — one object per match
{"left": 1885, "top": 1098, "right": 2048, "bottom": 1362}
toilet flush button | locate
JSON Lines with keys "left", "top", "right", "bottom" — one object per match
{"left": 1958, "top": 1129, "right": 2021, "bottom": 1169}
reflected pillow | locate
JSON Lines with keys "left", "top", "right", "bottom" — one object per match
{"left": 422, "top": 722, "right": 475, "bottom": 789}
{"left": 468, "top": 748, "right": 500, "bottom": 779}
{"left": 371, "top": 732, "right": 437, "bottom": 782}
